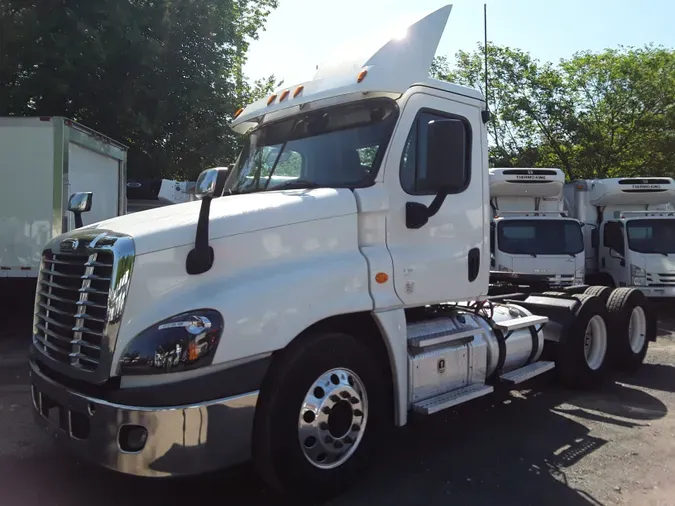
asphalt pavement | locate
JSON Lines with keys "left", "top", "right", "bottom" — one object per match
{"left": 1, "top": 307, "right": 674, "bottom": 506}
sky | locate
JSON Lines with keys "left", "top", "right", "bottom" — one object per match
{"left": 243, "top": 0, "right": 675, "bottom": 87}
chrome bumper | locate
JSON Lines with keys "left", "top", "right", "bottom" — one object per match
{"left": 30, "top": 360, "right": 258, "bottom": 477}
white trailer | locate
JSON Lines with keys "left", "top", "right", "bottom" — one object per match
{"left": 28, "top": 6, "right": 656, "bottom": 500}
{"left": 489, "top": 168, "right": 585, "bottom": 287}
{"left": 0, "top": 116, "right": 127, "bottom": 287}
{"left": 565, "top": 177, "right": 675, "bottom": 298}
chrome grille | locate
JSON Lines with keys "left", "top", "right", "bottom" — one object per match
{"left": 647, "top": 273, "right": 675, "bottom": 287}
{"left": 32, "top": 230, "right": 135, "bottom": 382}
{"left": 34, "top": 249, "right": 113, "bottom": 371}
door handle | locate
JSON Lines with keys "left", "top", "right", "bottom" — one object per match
{"left": 468, "top": 248, "right": 480, "bottom": 282}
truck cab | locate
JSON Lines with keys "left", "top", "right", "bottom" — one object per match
{"left": 489, "top": 168, "right": 584, "bottom": 287}
{"left": 565, "top": 177, "right": 675, "bottom": 298}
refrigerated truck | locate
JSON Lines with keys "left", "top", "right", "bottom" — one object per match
{"left": 0, "top": 117, "right": 127, "bottom": 297}
{"left": 28, "top": 6, "right": 656, "bottom": 500}
{"left": 564, "top": 177, "right": 675, "bottom": 298}
{"left": 489, "top": 168, "right": 585, "bottom": 287}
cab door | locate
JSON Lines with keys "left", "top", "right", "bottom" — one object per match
{"left": 383, "top": 91, "right": 487, "bottom": 306}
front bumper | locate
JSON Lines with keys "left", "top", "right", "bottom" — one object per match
{"left": 30, "top": 359, "right": 258, "bottom": 477}
{"left": 636, "top": 286, "right": 675, "bottom": 298}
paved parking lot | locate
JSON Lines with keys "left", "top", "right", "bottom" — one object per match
{"left": 1, "top": 307, "right": 674, "bottom": 506}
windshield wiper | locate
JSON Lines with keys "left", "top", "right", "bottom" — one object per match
{"left": 274, "top": 180, "right": 323, "bottom": 190}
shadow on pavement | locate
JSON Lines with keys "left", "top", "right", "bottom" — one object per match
{"left": 3, "top": 372, "right": 666, "bottom": 506}
{"left": 617, "top": 363, "right": 675, "bottom": 394}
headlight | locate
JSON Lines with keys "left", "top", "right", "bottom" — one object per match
{"left": 630, "top": 264, "right": 646, "bottom": 277}
{"left": 119, "top": 309, "right": 224, "bottom": 376}
{"left": 574, "top": 267, "right": 585, "bottom": 285}
{"left": 632, "top": 277, "right": 646, "bottom": 286}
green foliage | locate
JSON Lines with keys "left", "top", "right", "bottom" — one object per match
{"left": 433, "top": 43, "right": 675, "bottom": 180}
{"left": 0, "top": 0, "right": 279, "bottom": 180}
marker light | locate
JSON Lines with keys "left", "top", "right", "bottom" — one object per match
{"left": 293, "top": 85, "right": 304, "bottom": 98}
{"left": 357, "top": 69, "right": 368, "bottom": 83}
{"left": 279, "top": 89, "right": 290, "bottom": 102}
{"left": 233, "top": 108, "right": 244, "bottom": 119}
{"left": 267, "top": 94, "right": 277, "bottom": 105}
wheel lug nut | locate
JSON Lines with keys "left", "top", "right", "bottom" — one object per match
{"left": 344, "top": 436, "right": 353, "bottom": 444}
{"left": 352, "top": 424, "right": 360, "bottom": 432}
{"left": 330, "top": 394, "right": 340, "bottom": 402}
{"left": 322, "top": 406, "right": 331, "bottom": 414}
{"left": 324, "top": 435, "right": 334, "bottom": 444}
{"left": 319, "top": 422, "right": 329, "bottom": 430}
{"left": 334, "top": 441, "right": 343, "bottom": 449}
{"left": 340, "top": 391, "right": 351, "bottom": 399}
{"left": 354, "top": 409, "right": 363, "bottom": 417}
{"left": 350, "top": 397, "right": 359, "bottom": 404}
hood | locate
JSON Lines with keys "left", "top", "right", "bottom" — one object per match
{"left": 89, "top": 188, "right": 357, "bottom": 255}
{"left": 640, "top": 254, "right": 675, "bottom": 273}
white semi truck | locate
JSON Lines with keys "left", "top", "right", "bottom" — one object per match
{"left": 28, "top": 6, "right": 656, "bottom": 500}
{"left": 565, "top": 177, "right": 675, "bottom": 298}
{"left": 489, "top": 168, "right": 585, "bottom": 287}
{"left": 0, "top": 116, "right": 127, "bottom": 301}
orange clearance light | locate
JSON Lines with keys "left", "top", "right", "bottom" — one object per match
{"left": 576, "top": 184, "right": 584, "bottom": 189}
{"left": 357, "top": 69, "right": 368, "bottom": 83}
{"left": 188, "top": 341, "right": 200, "bottom": 361}
{"left": 293, "top": 85, "right": 304, "bottom": 97}
{"left": 233, "top": 107, "right": 244, "bottom": 119}
{"left": 279, "top": 89, "right": 290, "bottom": 102}
{"left": 375, "top": 272, "right": 389, "bottom": 284}
{"left": 267, "top": 94, "right": 277, "bottom": 105}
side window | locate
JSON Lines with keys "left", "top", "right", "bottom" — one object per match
{"left": 603, "top": 222, "right": 625, "bottom": 255}
{"left": 616, "top": 222, "right": 625, "bottom": 255}
{"left": 489, "top": 223, "right": 495, "bottom": 254}
{"left": 400, "top": 110, "right": 471, "bottom": 195}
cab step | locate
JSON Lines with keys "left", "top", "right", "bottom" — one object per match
{"left": 499, "top": 361, "right": 555, "bottom": 385}
{"left": 412, "top": 383, "right": 494, "bottom": 415}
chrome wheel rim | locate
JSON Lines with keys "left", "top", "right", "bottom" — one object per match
{"left": 298, "top": 368, "right": 368, "bottom": 469}
{"left": 584, "top": 315, "right": 608, "bottom": 370}
{"left": 628, "top": 306, "right": 647, "bottom": 354}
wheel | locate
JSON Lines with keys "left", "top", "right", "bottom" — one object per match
{"left": 555, "top": 293, "right": 610, "bottom": 389}
{"left": 252, "top": 330, "right": 390, "bottom": 499}
{"left": 584, "top": 285, "right": 614, "bottom": 304}
{"left": 606, "top": 288, "right": 657, "bottom": 372}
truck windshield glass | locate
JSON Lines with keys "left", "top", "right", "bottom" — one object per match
{"left": 497, "top": 219, "right": 584, "bottom": 255}
{"left": 224, "top": 98, "right": 398, "bottom": 194}
{"left": 627, "top": 219, "right": 675, "bottom": 254}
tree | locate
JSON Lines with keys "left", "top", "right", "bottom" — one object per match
{"left": 433, "top": 43, "right": 675, "bottom": 180}
{"left": 0, "top": 0, "right": 278, "bottom": 180}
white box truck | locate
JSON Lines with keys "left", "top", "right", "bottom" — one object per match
{"left": 565, "top": 177, "right": 675, "bottom": 298}
{"left": 0, "top": 116, "right": 127, "bottom": 300}
{"left": 489, "top": 168, "right": 585, "bottom": 287}
{"left": 28, "top": 6, "right": 657, "bottom": 500}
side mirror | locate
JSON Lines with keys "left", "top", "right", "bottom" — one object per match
{"left": 68, "top": 192, "right": 93, "bottom": 229}
{"left": 425, "top": 119, "right": 467, "bottom": 191}
{"left": 195, "top": 168, "right": 219, "bottom": 199}
{"left": 195, "top": 167, "right": 231, "bottom": 199}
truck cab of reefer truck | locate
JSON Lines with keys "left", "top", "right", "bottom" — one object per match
{"left": 564, "top": 177, "right": 675, "bottom": 298}
{"left": 489, "top": 168, "right": 585, "bottom": 287}
{"left": 27, "top": 4, "right": 656, "bottom": 500}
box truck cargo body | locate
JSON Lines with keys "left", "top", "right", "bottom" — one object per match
{"left": 0, "top": 117, "right": 127, "bottom": 282}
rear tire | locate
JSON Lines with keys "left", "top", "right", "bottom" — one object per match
{"left": 252, "top": 330, "right": 390, "bottom": 499}
{"left": 584, "top": 285, "right": 614, "bottom": 304}
{"left": 606, "top": 288, "right": 656, "bottom": 372}
{"left": 555, "top": 294, "right": 610, "bottom": 389}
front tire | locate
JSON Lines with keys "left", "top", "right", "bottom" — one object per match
{"left": 555, "top": 294, "right": 610, "bottom": 389}
{"left": 606, "top": 288, "right": 656, "bottom": 372}
{"left": 252, "top": 331, "right": 389, "bottom": 499}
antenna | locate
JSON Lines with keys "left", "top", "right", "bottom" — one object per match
{"left": 481, "top": 3, "right": 490, "bottom": 124}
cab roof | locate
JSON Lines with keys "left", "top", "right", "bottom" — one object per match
{"left": 230, "top": 4, "right": 485, "bottom": 134}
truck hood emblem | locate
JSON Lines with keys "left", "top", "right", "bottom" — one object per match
{"left": 60, "top": 238, "right": 79, "bottom": 252}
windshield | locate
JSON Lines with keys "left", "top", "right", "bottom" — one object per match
{"left": 497, "top": 219, "right": 584, "bottom": 256}
{"left": 224, "top": 98, "right": 399, "bottom": 194}
{"left": 627, "top": 219, "right": 675, "bottom": 254}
